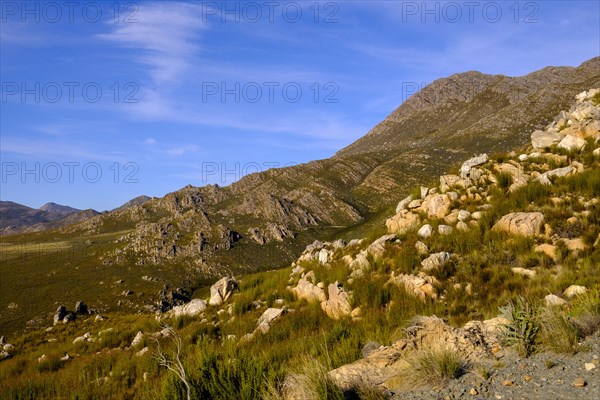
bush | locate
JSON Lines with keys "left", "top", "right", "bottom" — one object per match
{"left": 390, "top": 347, "right": 469, "bottom": 389}
{"left": 538, "top": 307, "right": 580, "bottom": 354}
{"left": 499, "top": 296, "right": 539, "bottom": 357}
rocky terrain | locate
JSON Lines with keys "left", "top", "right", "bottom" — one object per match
{"left": 1, "top": 60, "right": 599, "bottom": 399}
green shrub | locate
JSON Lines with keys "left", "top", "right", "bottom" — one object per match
{"left": 499, "top": 296, "right": 539, "bottom": 357}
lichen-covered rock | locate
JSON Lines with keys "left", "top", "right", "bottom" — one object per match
{"left": 389, "top": 272, "right": 439, "bottom": 301}
{"left": 420, "top": 193, "right": 451, "bottom": 219}
{"left": 386, "top": 210, "right": 420, "bottom": 234}
{"left": 321, "top": 282, "right": 352, "bottom": 319}
{"left": 292, "top": 277, "right": 327, "bottom": 303}
{"left": 421, "top": 252, "right": 452, "bottom": 271}
{"left": 460, "top": 154, "right": 488, "bottom": 179}
{"left": 166, "top": 299, "right": 207, "bottom": 318}
{"left": 531, "top": 129, "right": 563, "bottom": 149}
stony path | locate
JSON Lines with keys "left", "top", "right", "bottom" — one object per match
{"left": 392, "top": 332, "right": 599, "bottom": 400}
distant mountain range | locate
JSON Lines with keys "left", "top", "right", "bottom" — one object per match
{"left": 0, "top": 196, "right": 152, "bottom": 235}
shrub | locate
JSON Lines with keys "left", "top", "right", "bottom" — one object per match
{"left": 499, "top": 296, "right": 539, "bottom": 357}
{"left": 390, "top": 347, "right": 469, "bottom": 389}
{"left": 538, "top": 307, "right": 580, "bottom": 354}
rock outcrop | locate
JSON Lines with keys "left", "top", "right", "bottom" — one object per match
{"left": 493, "top": 212, "right": 545, "bottom": 237}
{"left": 209, "top": 277, "right": 238, "bottom": 306}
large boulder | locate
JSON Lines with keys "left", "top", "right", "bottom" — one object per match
{"left": 385, "top": 210, "right": 420, "bottom": 234}
{"left": 460, "top": 154, "right": 488, "bottom": 179}
{"left": 558, "top": 134, "right": 586, "bottom": 152}
{"left": 420, "top": 194, "right": 451, "bottom": 219}
{"left": 493, "top": 212, "right": 544, "bottom": 237}
{"left": 531, "top": 129, "right": 563, "bottom": 149}
{"left": 321, "top": 282, "right": 353, "bottom": 320}
{"left": 209, "top": 277, "right": 238, "bottom": 306}
{"left": 167, "top": 299, "right": 207, "bottom": 318}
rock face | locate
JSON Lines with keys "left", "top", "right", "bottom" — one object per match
{"left": 493, "top": 212, "right": 544, "bottom": 237}
{"left": 167, "top": 299, "right": 207, "bottom": 318}
{"left": 329, "top": 316, "right": 507, "bottom": 391}
{"left": 209, "top": 277, "right": 238, "bottom": 306}
{"left": 321, "top": 282, "right": 353, "bottom": 320}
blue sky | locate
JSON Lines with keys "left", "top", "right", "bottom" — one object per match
{"left": 1, "top": 0, "right": 598, "bottom": 211}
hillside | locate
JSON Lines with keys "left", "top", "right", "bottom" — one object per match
{"left": 0, "top": 88, "right": 599, "bottom": 399}
{"left": 1, "top": 59, "right": 599, "bottom": 338}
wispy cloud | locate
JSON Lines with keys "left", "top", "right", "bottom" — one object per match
{"left": 97, "top": 2, "right": 205, "bottom": 86}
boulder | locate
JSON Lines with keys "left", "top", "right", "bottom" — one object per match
{"left": 457, "top": 210, "right": 471, "bottom": 222}
{"left": 415, "top": 241, "right": 429, "bottom": 255}
{"left": 367, "top": 234, "right": 397, "bottom": 260}
{"left": 493, "top": 212, "right": 544, "bottom": 237}
{"left": 531, "top": 130, "right": 563, "bottom": 149}
{"left": 389, "top": 272, "right": 439, "bottom": 301}
{"left": 131, "top": 331, "right": 144, "bottom": 347}
{"left": 417, "top": 224, "right": 433, "bottom": 238}
{"left": 420, "top": 194, "right": 451, "bottom": 219}
{"left": 558, "top": 134, "right": 586, "bottom": 152}
{"left": 385, "top": 210, "right": 420, "bottom": 234}
{"left": 439, "top": 174, "right": 465, "bottom": 193}
{"left": 349, "top": 250, "right": 371, "bottom": 272}
{"left": 318, "top": 248, "right": 333, "bottom": 264}
{"left": 438, "top": 225, "right": 453, "bottom": 235}
{"left": 256, "top": 307, "right": 286, "bottom": 334}
{"left": 563, "top": 285, "right": 587, "bottom": 299}
{"left": 460, "top": 154, "right": 488, "bottom": 179}
{"left": 329, "top": 316, "right": 506, "bottom": 391}
{"left": 535, "top": 166, "right": 574, "bottom": 185}
{"left": 53, "top": 305, "right": 67, "bottom": 326}
{"left": 562, "top": 238, "right": 586, "bottom": 252}
{"left": 321, "top": 282, "right": 353, "bottom": 320}
{"left": 292, "top": 277, "right": 327, "bottom": 303}
{"left": 395, "top": 195, "right": 413, "bottom": 213}
{"left": 421, "top": 252, "right": 452, "bottom": 272}
{"left": 456, "top": 221, "right": 469, "bottom": 231}
{"left": 167, "top": 299, "right": 207, "bottom": 318}
{"left": 511, "top": 267, "right": 536, "bottom": 278}
{"left": 75, "top": 301, "right": 88, "bottom": 315}
{"left": 534, "top": 243, "right": 558, "bottom": 261}
{"left": 545, "top": 294, "right": 567, "bottom": 307}
{"left": 209, "top": 277, "right": 238, "bottom": 306}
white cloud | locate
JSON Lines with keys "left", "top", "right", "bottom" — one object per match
{"left": 97, "top": 2, "right": 205, "bottom": 86}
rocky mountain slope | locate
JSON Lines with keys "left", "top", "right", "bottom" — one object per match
{"left": 1, "top": 59, "right": 599, "bottom": 339}
{"left": 1, "top": 88, "right": 599, "bottom": 399}
{"left": 42, "top": 58, "right": 600, "bottom": 268}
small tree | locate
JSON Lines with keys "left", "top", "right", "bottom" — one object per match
{"left": 152, "top": 326, "right": 191, "bottom": 400}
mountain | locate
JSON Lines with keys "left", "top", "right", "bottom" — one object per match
{"left": 112, "top": 195, "right": 152, "bottom": 212}
{"left": 0, "top": 201, "right": 99, "bottom": 235}
{"left": 38, "top": 202, "right": 79, "bottom": 216}
{"left": 58, "top": 58, "right": 600, "bottom": 269}
{"left": 1, "top": 58, "right": 599, "bottom": 337}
